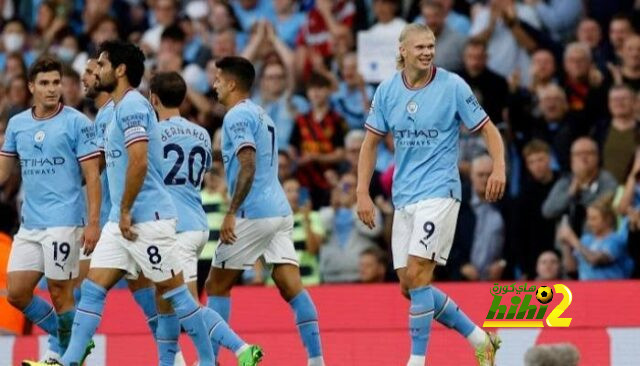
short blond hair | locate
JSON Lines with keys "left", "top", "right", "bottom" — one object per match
{"left": 397, "top": 23, "right": 434, "bottom": 70}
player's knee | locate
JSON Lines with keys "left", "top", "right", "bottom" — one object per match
{"left": 205, "top": 276, "right": 232, "bottom": 296}
{"left": 7, "top": 289, "right": 31, "bottom": 310}
{"left": 47, "top": 282, "right": 72, "bottom": 309}
{"left": 400, "top": 285, "right": 410, "bottom": 300}
{"left": 405, "top": 264, "right": 433, "bottom": 289}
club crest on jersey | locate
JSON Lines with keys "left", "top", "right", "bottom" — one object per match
{"left": 34, "top": 130, "right": 46, "bottom": 143}
{"left": 406, "top": 101, "right": 418, "bottom": 114}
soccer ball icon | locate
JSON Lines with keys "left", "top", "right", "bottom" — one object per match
{"left": 536, "top": 286, "right": 554, "bottom": 304}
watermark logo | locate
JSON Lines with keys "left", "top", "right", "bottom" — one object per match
{"left": 482, "top": 283, "right": 572, "bottom": 328}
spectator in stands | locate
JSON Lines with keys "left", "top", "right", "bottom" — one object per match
{"left": 230, "top": 0, "right": 276, "bottom": 33}
{"left": 558, "top": 193, "right": 634, "bottom": 280}
{"left": 210, "top": 28, "right": 238, "bottom": 60}
{"left": 295, "top": 0, "right": 355, "bottom": 78}
{"left": 253, "top": 59, "right": 309, "bottom": 149}
{"left": 0, "top": 18, "right": 36, "bottom": 71}
{"left": 609, "top": 35, "right": 640, "bottom": 92}
{"left": 0, "top": 202, "right": 22, "bottom": 335}
{"left": 528, "top": 48, "right": 558, "bottom": 92}
{"left": 458, "top": 155, "right": 506, "bottom": 281}
{"left": 141, "top": 0, "right": 178, "bottom": 53}
{"left": 526, "top": 0, "right": 582, "bottom": 43}
{"left": 33, "top": 1, "right": 68, "bottom": 52}
{"left": 524, "top": 343, "right": 580, "bottom": 366}
{"left": 331, "top": 52, "right": 373, "bottom": 130}
{"left": 368, "top": 0, "right": 407, "bottom": 37}
{"left": 562, "top": 42, "right": 607, "bottom": 122}
{"left": 524, "top": 84, "right": 581, "bottom": 171}
{"left": 291, "top": 72, "right": 348, "bottom": 208}
{"left": 319, "top": 172, "right": 381, "bottom": 283}
{"left": 459, "top": 39, "right": 508, "bottom": 124}
{"left": 73, "top": 15, "right": 119, "bottom": 70}
{"left": 359, "top": 246, "right": 387, "bottom": 283}
{"left": 5, "top": 75, "right": 30, "bottom": 119}
{"left": 283, "top": 178, "right": 325, "bottom": 286}
{"left": 577, "top": 18, "right": 608, "bottom": 73}
{"left": 543, "top": 137, "right": 618, "bottom": 235}
{"left": 535, "top": 250, "right": 562, "bottom": 281}
{"left": 61, "top": 66, "right": 83, "bottom": 110}
{"left": 3, "top": 52, "right": 27, "bottom": 82}
{"left": 469, "top": 0, "right": 540, "bottom": 86}
{"left": 420, "top": 0, "right": 466, "bottom": 72}
{"left": 278, "top": 150, "right": 295, "bottom": 183}
{"left": 55, "top": 33, "right": 81, "bottom": 69}
{"left": 513, "top": 140, "right": 558, "bottom": 280}
{"left": 597, "top": 85, "right": 640, "bottom": 183}
{"left": 423, "top": 0, "right": 470, "bottom": 35}
{"left": 274, "top": 0, "right": 307, "bottom": 48}
{"left": 617, "top": 147, "right": 640, "bottom": 278}
{"left": 178, "top": 12, "right": 212, "bottom": 68}
{"left": 607, "top": 14, "right": 635, "bottom": 65}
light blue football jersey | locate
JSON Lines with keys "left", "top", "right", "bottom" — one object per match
{"left": 221, "top": 99, "right": 292, "bottom": 219}
{"left": 365, "top": 67, "right": 490, "bottom": 208}
{"left": 104, "top": 89, "right": 176, "bottom": 223}
{"left": 159, "top": 116, "right": 212, "bottom": 232}
{"left": 95, "top": 99, "right": 114, "bottom": 229}
{"left": 0, "top": 104, "right": 100, "bottom": 229}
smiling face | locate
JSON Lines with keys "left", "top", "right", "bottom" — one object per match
{"left": 399, "top": 29, "right": 435, "bottom": 72}
{"left": 29, "top": 71, "right": 62, "bottom": 110}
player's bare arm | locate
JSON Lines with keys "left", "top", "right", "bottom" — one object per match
{"left": 80, "top": 157, "right": 102, "bottom": 254}
{"left": 356, "top": 130, "right": 383, "bottom": 229}
{"left": 221, "top": 146, "right": 256, "bottom": 244}
{"left": 479, "top": 120, "right": 506, "bottom": 202}
{"left": 119, "top": 140, "right": 149, "bottom": 241}
{"left": 0, "top": 155, "right": 16, "bottom": 185}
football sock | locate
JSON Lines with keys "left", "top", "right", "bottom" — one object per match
{"left": 163, "top": 285, "right": 214, "bottom": 366}
{"left": 289, "top": 290, "right": 323, "bottom": 360}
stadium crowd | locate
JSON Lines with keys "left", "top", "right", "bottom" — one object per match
{"left": 0, "top": 0, "right": 639, "bottom": 311}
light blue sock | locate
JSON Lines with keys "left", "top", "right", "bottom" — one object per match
{"left": 23, "top": 296, "right": 60, "bottom": 354}
{"left": 57, "top": 309, "right": 75, "bottom": 355}
{"left": 207, "top": 296, "right": 230, "bottom": 357}
{"left": 201, "top": 306, "right": 246, "bottom": 353}
{"left": 61, "top": 280, "right": 106, "bottom": 365}
{"left": 132, "top": 287, "right": 159, "bottom": 337}
{"left": 289, "top": 290, "right": 323, "bottom": 358}
{"left": 432, "top": 286, "right": 475, "bottom": 336}
{"left": 157, "top": 313, "right": 180, "bottom": 366}
{"left": 73, "top": 287, "right": 81, "bottom": 305}
{"left": 163, "top": 285, "right": 214, "bottom": 366}
{"left": 409, "top": 286, "right": 434, "bottom": 357}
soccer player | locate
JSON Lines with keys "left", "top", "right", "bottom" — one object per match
{"left": 356, "top": 24, "right": 506, "bottom": 366}
{"left": 205, "top": 56, "right": 325, "bottom": 366}
{"left": 149, "top": 71, "right": 263, "bottom": 365}
{"left": 81, "top": 59, "right": 191, "bottom": 366}
{"left": 22, "top": 41, "right": 222, "bottom": 366}
{"left": 0, "top": 57, "right": 101, "bottom": 362}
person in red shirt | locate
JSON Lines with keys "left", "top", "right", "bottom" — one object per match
{"left": 290, "top": 72, "right": 348, "bottom": 208}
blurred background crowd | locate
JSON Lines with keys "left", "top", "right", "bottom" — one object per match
{"left": 1, "top": 0, "right": 640, "bottom": 300}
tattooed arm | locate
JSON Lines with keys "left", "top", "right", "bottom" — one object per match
{"left": 228, "top": 147, "right": 256, "bottom": 214}
{"left": 220, "top": 146, "right": 256, "bottom": 243}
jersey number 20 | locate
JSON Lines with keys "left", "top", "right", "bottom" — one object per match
{"left": 164, "top": 144, "right": 209, "bottom": 187}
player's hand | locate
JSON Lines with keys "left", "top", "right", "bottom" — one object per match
{"left": 485, "top": 166, "right": 506, "bottom": 202}
{"left": 220, "top": 213, "right": 237, "bottom": 244}
{"left": 82, "top": 222, "right": 100, "bottom": 255}
{"left": 120, "top": 211, "right": 138, "bottom": 241}
{"left": 357, "top": 192, "right": 376, "bottom": 229}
